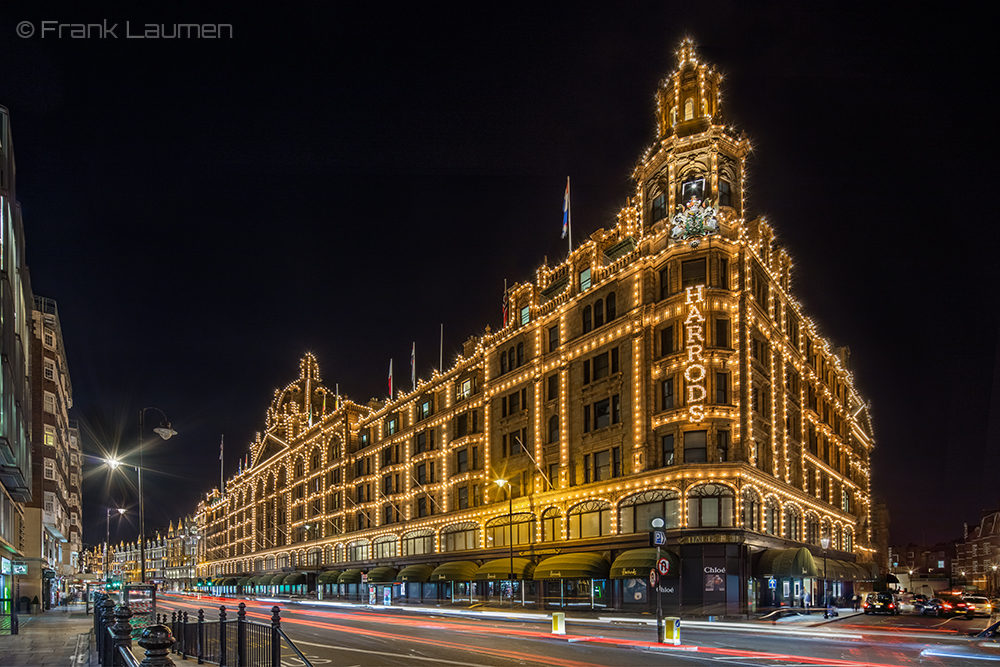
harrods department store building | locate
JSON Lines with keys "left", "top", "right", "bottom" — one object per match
{"left": 196, "top": 41, "right": 877, "bottom": 616}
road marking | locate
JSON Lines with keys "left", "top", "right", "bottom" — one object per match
{"left": 292, "top": 640, "right": 505, "bottom": 667}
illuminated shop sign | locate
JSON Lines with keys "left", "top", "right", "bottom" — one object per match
{"left": 684, "top": 285, "right": 707, "bottom": 422}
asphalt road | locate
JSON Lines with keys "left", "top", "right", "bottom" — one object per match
{"left": 156, "top": 594, "right": 1000, "bottom": 666}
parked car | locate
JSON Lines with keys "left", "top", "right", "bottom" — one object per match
{"left": 863, "top": 592, "right": 899, "bottom": 615}
{"left": 928, "top": 595, "right": 974, "bottom": 618}
{"left": 963, "top": 596, "right": 993, "bottom": 618}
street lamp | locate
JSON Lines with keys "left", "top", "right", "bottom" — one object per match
{"left": 495, "top": 479, "right": 514, "bottom": 608}
{"left": 652, "top": 517, "right": 665, "bottom": 643}
{"left": 992, "top": 565, "right": 998, "bottom": 596}
{"left": 820, "top": 537, "right": 830, "bottom": 618}
{"left": 108, "top": 408, "right": 176, "bottom": 585}
{"left": 105, "top": 507, "right": 126, "bottom": 582}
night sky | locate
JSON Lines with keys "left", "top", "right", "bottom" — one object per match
{"left": 1, "top": 3, "right": 996, "bottom": 550}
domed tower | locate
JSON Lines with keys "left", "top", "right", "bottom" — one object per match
{"left": 637, "top": 38, "right": 750, "bottom": 235}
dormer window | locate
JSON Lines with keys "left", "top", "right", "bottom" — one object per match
{"left": 579, "top": 267, "right": 591, "bottom": 291}
{"left": 681, "top": 177, "right": 704, "bottom": 203}
{"left": 684, "top": 98, "right": 694, "bottom": 121}
{"left": 719, "top": 180, "right": 732, "bottom": 207}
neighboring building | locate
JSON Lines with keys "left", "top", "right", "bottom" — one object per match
{"left": 889, "top": 541, "right": 956, "bottom": 596}
{"left": 163, "top": 516, "right": 198, "bottom": 591}
{"left": 195, "top": 40, "right": 877, "bottom": 615}
{"left": 0, "top": 105, "right": 35, "bottom": 614}
{"left": 24, "top": 296, "right": 80, "bottom": 609}
{"left": 956, "top": 509, "right": 1000, "bottom": 593}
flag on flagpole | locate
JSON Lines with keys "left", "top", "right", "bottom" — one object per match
{"left": 562, "top": 177, "right": 570, "bottom": 239}
{"left": 502, "top": 279, "right": 508, "bottom": 326}
{"left": 388, "top": 359, "right": 393, "bottom": 398}
{"left": 220, "top": 435, "right": 224, "bottom": 461}
{"left": 411, "top": 342, "right": 416, "bottom": 390}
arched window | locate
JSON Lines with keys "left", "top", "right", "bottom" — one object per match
{"left": 516, "top": 342, "right": 524, "bottom": 367}
{"left": 821, "top": 519, "right": 833, "bottom": 546}
{"left": 783, "top": 505, "right": 802, "bottom": 541}
{"left": 402, "top": 529, "right": 434, "bottom": 556}
{"left": 277, "top": 468, "right": 287, "bottom": 489}
{"left": 541, "top": 508, "right": 562, "bottom": 542}
{"left": 741, "top": 488, "right": 761, "bottom": 532}
{"left": 486, "top": 513, "right": 535, "bottom": 547}
{"left": 594, "top": 299, "right": 605, "bottom": 328}
{"left": 670, "top": 107, "right": 678, "bottom": 126}
{"left": 567, "top": 500, "right": 611, "bottom": 539}
{"left": 620, "top": 490, "right": 680, "bottom": 533}
{"left": 582, "top": 305, "right": 593, "bottom": 333}
{"left": 500, "top": 351, "right": 508, "bottom": 374}
{"left": 266, "top": 474, "right": 275, "bottom": 495}
{"left": 806, "top": 513, "right": 820, "bottom": 544}
{"left": 684, "top": 98, "right": 694, "bottom": 121}
{"left": 442, "top": 522, "right": 479, "bottom": 552}
{"left": 347, "top": 540, "right": 369, "bottom": 562}
{"left": 508, "top": 347, "right": 516, "bottom": 371}
{"left": 294, "top": 458, "right": 305, "bottom": 478}
{"left": 687, "top": 484, "right": 734, "bottom": 528}
{"left": 306, "top": 548, "right": 321, "bottom": 566}
{"left": 373, "top": 535, "right": 397, "bottom": 559}
{"left": 652, "top": 193, "right": 667, "bottom": 222}
{"left": 328, "top": 435, "right": 341, "bottom": 462}
{"left": 843, "top": 528, "right": 853, "bottom": 553}
{"left": 764, "top": 497, "right": 779, "bottom": 535}
{"left": 548, "top": 415, "right": 559, "bottom": 444}
{"left": 606, "top": 292, "right": 617, "bottom": 321}
{"left": 310, "top": 448, "right": 321, "bottom": 471}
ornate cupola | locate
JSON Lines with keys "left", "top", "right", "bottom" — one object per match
{"left": 656, "top": 37, "right": 724, "bottom": 139}
{"left": 637, "top": 38, "right": 750, "bottom": 235}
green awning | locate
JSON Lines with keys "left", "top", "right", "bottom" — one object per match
{"left": 396, "top": 564, "right": 435, "bottom": 583}
{"left": 338, "top": 569, "right": 363, "bottom": 584}
{"left": 269, "top": 574, "right": 288, "bottom": 586}
{"left": 476, "top": 557, "right": 536, "bottom": 581}
{"left": 754, "top": 548, "right": 821, "bottom": 579}
{"left": 245, "top": 576, "right": 260, "bottom": 586}
{"left": 237, "top": 576, "right": 254, "bottom": 586}
{"left": 610, "top": 548, "right": 679, "bottom": 579}
{"left": 534, "top": 553, "right": 610, "bottom": 580}
{"left": 430, "top": 561, "right": 480, "bottom": 582}
{"left": 219, "top": 577, "right": 237, "bottom": 586}
{"left": 283, "top": 572, "right": 306, "bottom": 585}
{"left": 255, "top": 574, "right": 275, "bottom": 586}
{"left": 366, "top": 567, "right": 398, "bottom": 583}
{"left": 316, "top": 571, "right": 341, "bottom": 585}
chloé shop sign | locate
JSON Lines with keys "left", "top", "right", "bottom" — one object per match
{"left": 684, "top": 285, "right": 708, "bottom": 422}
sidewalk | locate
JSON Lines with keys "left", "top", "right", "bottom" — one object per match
{"left": 0, "top": 603, "right": 94, "bottom": 666}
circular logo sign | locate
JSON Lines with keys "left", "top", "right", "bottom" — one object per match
{"left": 649, "top": 569, "right": 658, "bottom": 586}
{"left": 657, "top": 557, "right": 671, "bottom": 575}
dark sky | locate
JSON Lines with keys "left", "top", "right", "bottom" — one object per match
{"left": 1, "top": 2, "right": 996, "bottom": 549}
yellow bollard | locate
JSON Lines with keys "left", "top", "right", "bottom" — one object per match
{"left": 551, "top": 612, "right": 566, "bottom": 635}
{"left": 664, "top": 617, "right": 681, "bottom": 645}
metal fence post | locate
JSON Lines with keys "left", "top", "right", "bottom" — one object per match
{"left": 170, "top": 612, "right": 177, "bottom": 654}
{"left": 100, "top": 597, "right": 117, "bottom": 666}
{"left": 181, "top": 611, "right": 189, "bottom": 660}
{"left": 197, "top": 608, "right": 205, "bottom": 665}
{"left": 237, "top": 603, "right": 247, "bottom": 667}
{"left": 137, "top": 624, "right": 176, "bottom": 667}
{"left": 218, "top": 606, "right": 227, "bottom": 667}
{"left": 270, "top": 606, "right": 281, "bottom": 667}
{"left": 110, "top": 604, "right": 133, "bottom": 667}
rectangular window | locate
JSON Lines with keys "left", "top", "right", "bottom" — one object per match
{"left": 44, "top": 359, "right": 55, "bottom": 381}
{"left": 715, "top": 372, "right": 729, "bottom": 404}
{"left": 43, "top": 392, "right": 56, "bottom": 414}
{"left": 583, "top": 404, "right": 591, "bottom": 433}
{"left": 662, "top": 435, "right": 675, "bottom": 466}
{"left": 458, "top": 486, "right": 469, "bottom": 510}
{"left": 594, "top": 450, "right": 611, "bottom": 481}
{"left": 385, "top": 416, "right": 398, "bottom": 435}
{"left": 681, "top": 177, "right": 704, "bottom": 203}
{"left": 594, "top": 398, "right": 611, "bottom": 429}
{"left": 547, "top": 374, "right": 558, "bottom": 401}
{"left": 520, "top": 306, "right": 529, "bottom": 326}
{"left": 715, "top": 319, "right": 730, "bottom": 348}
{"left": 753, "top": 268, "right": 769, "bottom": 307}
{"left": 458, "top": 378, "right": 472, "bottom": 400}
{"left": 651, "top": 193, "right": 667, "bottom": 221}
{"left": 548, "top": 325, "right": 559, "bottom": 352}
{"left": 662, "top": 378, "right": 674, "bottom": 410}
{"left": 681, "top": 258, "right": 707, "bottom": 287}
{"left": 610, "top": 347, "right": 619, "bottom": 374}
{"left": 719, "top": 180, "right": 732, "bottom": 208}
{"left": 579, "top": 268, "right": 591, "bottom": 291}
{"left": 719, "top": 257, "right": 729, "bottom": 289}
{"left": 718, "top": 430, "right": 730, "bottom": 462}
{"left": 593, "top": 353, "right": 609, "bottom": 380}
{"left": 44, "top": 427, "right": 56, "bottom": 446}
{"left": 44, "top": 459, "right": 56, "bottom": 480}
{"left": 660, "top": 324, "right": 675, "bottom": 356}
{"left": 612, "top": 394, "right": 621, "bottom": 424}
{"left": 418, "top": 399, "right": 432, "bottom": 420}
{"left": 684, "top": 430, "right": 708, "bottom": 463}
{"left": 417, "top": 497, "right": 428, "bottom": 518}
{"left": 44, "top": 331, "right": 55, "bottom": 348}
{"left": 508, "top": 390, "right": 520, "bottom": 414}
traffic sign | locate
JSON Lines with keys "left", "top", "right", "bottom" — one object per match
{"left": 653, "top": 530, "right": 666, "bottom": 545}
{"left": 649, "top": 569, "right": 658, "bottom": 586}
{"left": 657, "top": 557, "right": 671, "bottom": 576}
{"left": 768, "top": 577, "right": 777, "bottom": 590}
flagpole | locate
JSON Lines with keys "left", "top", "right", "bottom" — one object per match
{"left": 411, "top": 342, "right": 416, "bottom": 392}
{"left": 567, "top": 176, "right": 572, "bottom": 253}
{"left": 439, "top": 323, "right": 444, "bottom": 373}
{"left": 220, "top": 435, "right": 224, "bottom": 496}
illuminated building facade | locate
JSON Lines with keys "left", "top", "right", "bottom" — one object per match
{"left": 196, "top": 41, "right": 876, "bottom": 615}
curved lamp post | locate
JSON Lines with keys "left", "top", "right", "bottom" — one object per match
{"left": 820, "top": 536, "right": 830, "bottom": 618}
{"left": 495, "top": 479, "right": 514, "bottom": 608}
{"left": 109, "top": 408, "right": 176, "bottom": 584}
